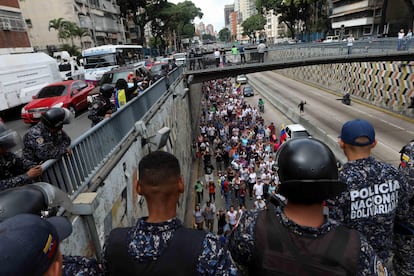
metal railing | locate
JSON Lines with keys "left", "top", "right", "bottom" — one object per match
{"left": 40, "top": 66, "right": 183, "bottom": 198}
{"left": 184, "top": 38, "right": 408, "bottom": 72}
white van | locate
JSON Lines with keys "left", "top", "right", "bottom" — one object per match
{"left": 173, "top": 52, "right": 187, "bottom": 66}
{"left": 0, "top": 52, "right": 62, "bottom": 112}
{"left": 54, "top": 51, "right": 84, "bottom": 80}
{"left": 285, "top": 124, "right": 312, "bottom": 140}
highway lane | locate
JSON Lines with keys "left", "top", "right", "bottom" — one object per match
{"left": 248, "top": 71, "right": 414, "bottom": 166}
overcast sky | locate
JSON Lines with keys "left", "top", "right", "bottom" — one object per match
{"left": 169, "top": 0, "right": 234, "bottom": 32}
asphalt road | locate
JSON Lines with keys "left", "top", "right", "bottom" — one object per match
{"left": 4, "top": 72, "right": 413, "bottom": 167}
{"left": 247, "top": 71, "right": 414, "bottom": 166}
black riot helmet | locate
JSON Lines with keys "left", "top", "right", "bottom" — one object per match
{"left": 276, "top": 138, "right": 346, "bottom": 204}
{"left": 41, "top": 108, "right": 72, "bottom": 129}
{"left": 100, "top": 84, "right": 114, "bottom": 98}
{"left": 0, "top": 123, "right": 20, "bottom": 150}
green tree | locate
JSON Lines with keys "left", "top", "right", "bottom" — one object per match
{"left": 241, "top": 14, "right": 266, "bottom": 42}
{"left": 202, "top": 34, "right": 215, "bottom": 41}
{"left": 48, "top": 18, "right": 69, "bottom": 42}
{"left": 160, "top": 1, "right": 203, "bottom": 51}
{"left": 117, "top": 0, "right": 167, "bottom": 46}
{"left": 219, "top": 28, "right": 231, "bottom": 42}
{"left": 257, "top": 0, "right": 317, "bottom": 39}
{"left": 49, "top": 19, "right": 90, "bottom": 48}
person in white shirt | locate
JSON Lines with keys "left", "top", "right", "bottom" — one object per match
{"left": 254, "top": 196, "right": 267, "bottom": 210}
{"left": 253, "top": 181, "right": 264, "bottom": 198}
{"left": 398, "top": 29, "right": 405, "bottom": 50}
{"left": 226, "top": 206, "right": 238, "bottom": 229}
{"left": 346, "top": 33, "right": 354, "bottom": 54}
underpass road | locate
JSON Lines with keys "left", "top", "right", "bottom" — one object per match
{"left": 248, "top": 72, "right": 414, "bottom": 166}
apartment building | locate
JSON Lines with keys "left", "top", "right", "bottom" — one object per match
{"left": 330, "top": 0, "right": 413, "bottom": 38}
{"left": 0, "top": 0, "right": 31, "bottom": 54}
{"left": 19, "top": 0, "right": 122, "bottom": 52}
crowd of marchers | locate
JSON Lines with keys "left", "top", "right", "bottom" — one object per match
{"left": 0, "top": 74, "right": 414, "bottom": 275}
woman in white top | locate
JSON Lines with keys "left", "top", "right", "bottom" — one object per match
{"left": 226, "top": 205, "right": 238, "bottom": 229}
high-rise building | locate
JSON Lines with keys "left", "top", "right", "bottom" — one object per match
{"left": 0, "top": 0, "right": 31, "bottom": 54}
{"left": 206, "top": 24, "right": 215, "bottom": 36}
{"left": 224, "top": 4, "right": 234, "bottom": 29}
{"left": 330, "top": 0, "right": 413, "bottom": 38}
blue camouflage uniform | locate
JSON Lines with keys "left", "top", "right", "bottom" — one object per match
{"left": 22, "top": 122, "right": 71, "bottom": 165}
{"left": 88, "top": 96, "right": 115, "bottom": 127}
{"left": 329, "top": 156, "right": 412, "bottom": 271}
{"left": 394, "top": 141, "right": 414, "bottom": 276}
{"left": 102, "top": 217, "right": 238, "bottom": 275}
{"left": 229, "top": 206, "right": 387, "bottom": 275}
{"left": 0, "top": 152, "right": 35, "bottom": 191}
{"left": 63, "top": 255, "right": 103, "bottom": 276}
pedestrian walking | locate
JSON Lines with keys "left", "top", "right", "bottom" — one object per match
{"left": 398, "top": 29, "right": 405, "bottom": 50}
{"left": 257, "top": 41, "right": 266, "bottom": 63}
{"left": 238, "top": 44, "right": 246, "bottom": 64}
{"left": 298, "top": 100, "right": 306, "bottom": 115}
{"left": 347, "top": 33, "right": 354, "bottom": 54}
{"left": 405, "top": 29, "right": 412, "bottom": 50}
{"left": 202, "top": 200, "right": 216, "bottom": 232}
{"left": 195, "top": 179, "right": 204, "bottom": 204}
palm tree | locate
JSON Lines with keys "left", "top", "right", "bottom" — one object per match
{"left": 48, "top": 18, "right": 69, "bottom": 42}
{"left": 72, "top": 26, "right": 91, "bottom": 49}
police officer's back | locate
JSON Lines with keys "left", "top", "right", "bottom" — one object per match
{"left": 331, "top": 119, "right": 411, "bottom": 273}
{"left": 229, "top": 138, "right": 388, "bottom": 275}
{"left": 88, "top": 84, "right": 116, "bottom": 126}
{"left": 102, "top": 151, "right": 237, "bottom": 275}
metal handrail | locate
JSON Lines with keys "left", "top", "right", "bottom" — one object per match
{"left": 40, "top": 66, "right": 183, "bottom": 198}
{"left": 184, "top": 38, "right": 409, "bottom": 71}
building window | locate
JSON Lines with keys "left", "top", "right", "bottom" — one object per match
{"left": 374, "top": 8, "right": 382, "bottom": 17}
{"left": 363, "top": 26, "right": 372, "bottom": 35}
{"left": 25, "top": 19, "right": 32, "bottom": 28}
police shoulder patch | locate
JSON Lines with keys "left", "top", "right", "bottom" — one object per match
{"left": 36, "top": 137, "right": 44, "bottom": 145}
{"left": 375, "top": 258, "right": 387, "bottom": 276}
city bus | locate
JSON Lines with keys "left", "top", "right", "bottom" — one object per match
{"left": 82, "top": 44, "right": 145, "bottom": 85}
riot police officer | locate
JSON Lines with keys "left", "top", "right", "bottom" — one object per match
{"left": 88, "top": 84, "right": 116, "bottom": 126}
{"left": 0, "top": 122, "right": 42, "bottom": 191}
{"left": 229, "top": 138, "right": 387, "bottom": 275}
{"left": 23, "top": 108, "right": 72, "bottom": 165}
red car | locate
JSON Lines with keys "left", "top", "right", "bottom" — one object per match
{"left": 21, "top": 80, "right": 94, "bottom": 124}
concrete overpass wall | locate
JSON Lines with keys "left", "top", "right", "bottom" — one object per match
{"left": 277, "top": 61, "right": 414, "bottom": 117}
{"left": 61, "top": 77, "right": 203, "bottom": 257}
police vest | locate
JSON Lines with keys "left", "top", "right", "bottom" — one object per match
{"left": 251, "top": 210, "right": 360, "bottom": 276}
{"left": 105, "top": 226, "right": 207, "bottom": 276}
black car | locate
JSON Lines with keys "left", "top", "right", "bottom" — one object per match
{"left": 87, "top": 65, "right": 152, "bottom": 102}
{"left": 243, "top": 85, "right": 254, "bottom": 97}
